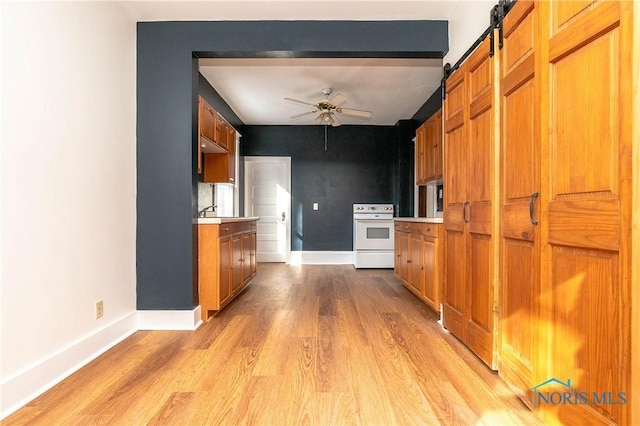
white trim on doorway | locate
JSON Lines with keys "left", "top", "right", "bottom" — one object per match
{"left": 244, "top": 156, "right": 292, "bottom": 263}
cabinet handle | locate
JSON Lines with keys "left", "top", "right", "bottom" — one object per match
{"left": 223, "top": 227, "right": 230, "bottom": 231}
{"left": 529, "top": 192, "right": 539, "bottom": 225}
{"left": 426, "top": 227, "right": 431, "bottom": 232}
{"left": 463, "top": 201, "right": 470, "bottom": 223}
{"left": 407, "top": 260, "right": 411, "bottom": 264}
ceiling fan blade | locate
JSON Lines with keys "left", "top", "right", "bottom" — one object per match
{"left": 330, "top": 114, "right": 341, "bottom": 127}
{"left": 328, "top": 93, "right": 346, "bottom": 107}
{"left": 289, "top": 110, "right": 317, "bottom": 119}
{"left": 336, "top": 107, "right": 372, "bottom": 118}
{"left": 284, "top": 97, "right": 317, "bottom": 107}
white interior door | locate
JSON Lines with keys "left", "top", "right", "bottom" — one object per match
{"left": 244, "top": 157, "right": 291, "bottom": 262}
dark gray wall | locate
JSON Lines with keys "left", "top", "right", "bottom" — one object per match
{"left": 242, "top": 125, "right": 405, "bottom": 251}
{"left": 412, "top": 85, "right": 443, "bottom": 126}
{"left": 137, "top": 20, "right": 448, "bottom": 311}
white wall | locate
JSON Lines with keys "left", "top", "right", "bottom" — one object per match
{"left": 1, "top": 1, "right": 137, "bottom": 416}
{"left": 444, "top": 1, "right": 496, "bottom": 66}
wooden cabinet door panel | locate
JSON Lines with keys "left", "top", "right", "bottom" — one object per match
{"left": 422, "top": 236, "right": 441, "bottom": 312}
{"left": 416, "top": 125, "right": 426, "bottom": 184}
{"left": 241, "top": 232, "right": 251, "bottom": 284}
{"left": 540, "top": 1, "right": 631, "bottom": 424}
{"left": 433, "top": 109, "right": 443, "bottom": 178}
{"left": 499, "top": 0, "right": 540, "bottom": 405}
{"left": 249, "top": 230, "right": 257, "bottom": 276}
{"left": 231, "top": 235, "right": 243, "bottom": 292}
{"left": 395, "top": 231, "right": 409, "bottom": 284}
{"left": 227, "top": 130, "right": 236, "bottom": 184}
{"left": 219, "top": 236, "right": 232, "bottom": 305}
{"left": 409, "top": 233, "right": 424, "bottom": 294}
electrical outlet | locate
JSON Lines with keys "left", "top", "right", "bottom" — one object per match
{"left": 96, "top": 300, "right": 104, "bottom": 319}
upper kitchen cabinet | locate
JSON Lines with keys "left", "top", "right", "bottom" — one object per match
{"left": 197, "top": 96, "right": 238, "bottom": 184}
{"left": 203, "top": 126, "right": 237, "bottom": 184}
{"left": 214, "top": 112, "right": 229, "bottom": 151}
{"left": 415, "top": 108, "right": 443, "bottom": 185}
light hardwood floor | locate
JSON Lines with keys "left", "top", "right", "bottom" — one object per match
{"left": 4, "top": 264, "right": 541, "bottom": 425}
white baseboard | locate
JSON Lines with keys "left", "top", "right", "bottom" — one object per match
{"left": 1, "top": 307, "right": 204, "bottom": 420}
{"left": 1, "top": 312, "right": 138, "bottom": 419}
{"left": 288, "top": 251, "right": 354, "bottom": 265}
{"left": 137, "top": 306, "right": 203, "bottom": 330}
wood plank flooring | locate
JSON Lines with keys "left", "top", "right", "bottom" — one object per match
{"left": 4, "top": 264, "right": 542, "bottom": 425}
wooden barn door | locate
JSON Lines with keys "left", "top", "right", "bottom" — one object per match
{"left": 539, "top": 1, "right": 632, "bottom": 423}
{"left": 498, "top": 0, "right": 540, "bottom": 407}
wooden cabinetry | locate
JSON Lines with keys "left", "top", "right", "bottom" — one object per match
{"left": 197, "top": 95, "right": 238, "bottom": 183}
{"left": 197, "top": 220, "right": 258, "bottom": 321}
{"left": 438, "top": 1, "right": 639, "bottom": 423}
{"left": 442, "top": 36, "right": 499, "bottom": 369}
{"left": 394, "top": 221, "right": 443, "bottom": 313}
{"left": 415, "top": 108, "right": 443, "bottom": 184}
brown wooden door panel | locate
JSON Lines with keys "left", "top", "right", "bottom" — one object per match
{"left": 219, "top": 236, "right": 232, "bottom": 305}
{"left": 548, "top": 199, "right": 620, "bottom": 251}
{"left": 444, "top": 126, "right": 467, "bottom": 207}
{"left": 502, "top": 1, "right": 535, "bottom": 74}
{"left": 433, "top": 109, "right": 443, "bottom": 178}
{"left": 443, "top": 230, "right": 465, "bottom": 339}
{"left": 501, "top": 237, "right": 537, "bottom": 402}
{"left": 231, "top": 235, "right": 243, "bottom": 292}
{"left": 465, "top": 233, "right": 493, "bottom": 366}
{"left": 444, "top": 68, "right": 465, "bottom": 121}
{"left": 499, "top": 0, "right": 540, "bottom": 404}
{"left": 409, "top": 234, "right": 424, "bottom": 294}
{"left": 395, "top": 231, "right": 409, "bottom": 284}
{"left": 540, "top": 0, "right": 630, "bottom": 423}
{"left": 468, "top": 110, "right": 492, "bottom": 204}
{"left": 501, "top": 204, "right": 537, "bottom": 242}
{"left": 422, "top": 237, "right": 437, "bottom": 309}
{"left": 547, "top": 246, "right": 622, "bottom": 423}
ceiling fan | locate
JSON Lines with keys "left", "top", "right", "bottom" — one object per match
{"left": 285, "top": 88, "right": 372, "bottom": 127}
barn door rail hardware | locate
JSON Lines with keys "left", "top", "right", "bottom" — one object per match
{"left": 442, "top": 0, "right": 514, "bottom": 99}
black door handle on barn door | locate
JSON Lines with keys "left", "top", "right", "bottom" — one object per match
{"left": 463, "top": 201, "right": 470, "bottom": 223}
{"left": 529, "top": 192, "right": 539, "bottom": 225}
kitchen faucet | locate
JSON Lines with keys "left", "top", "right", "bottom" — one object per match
{"left": 198, "top": 205, "right": 216, "bottom": 217}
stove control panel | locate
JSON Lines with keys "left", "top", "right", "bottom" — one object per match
{"left": 353, "top": 203, "right": 394, "bottom": 214}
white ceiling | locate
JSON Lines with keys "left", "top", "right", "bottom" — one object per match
{"left": 199, "top": 58, "right": 443, "bottom": 126}
{"left": 120, "top": 0, "right": 496, "bottom": 126}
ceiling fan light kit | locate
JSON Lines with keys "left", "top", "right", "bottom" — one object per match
{"left": 285, "top": 88, "right": 372, "bottom": 127}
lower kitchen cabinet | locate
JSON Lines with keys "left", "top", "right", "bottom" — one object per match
{"left": 198, "top": 219, "right": 258, "bottom": 321}
{"left": 394, "top": 220, "right": 443, "bottom": 313}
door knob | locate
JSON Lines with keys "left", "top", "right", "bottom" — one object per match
{"left": 281, "top": 212, "right": 286, "bottom": 221}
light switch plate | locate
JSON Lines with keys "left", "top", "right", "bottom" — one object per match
{"left": 313, "top": 203, "right": 319, "bottom": 210}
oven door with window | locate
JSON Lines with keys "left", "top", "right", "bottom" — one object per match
{"left": 354, "top": 219, "right": 394, "bottom": 250}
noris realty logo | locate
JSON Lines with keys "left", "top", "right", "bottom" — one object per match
{"left": 531, "top": 378, "right": 627, "bottom": 408}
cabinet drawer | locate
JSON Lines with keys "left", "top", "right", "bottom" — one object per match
{"left": 218, "top": 224, "right": 233, "bottom": 238}
{"left": 395, "top": 222, "right": 412, "bottom": 233}
{"left": 232, "top": 222, "right": 252, "bottom": 234}
{"left": 416, "top": 223, "right": 440, "bottom": 238}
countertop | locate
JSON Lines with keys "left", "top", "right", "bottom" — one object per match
{"left": 194, "top": 216, "right": 260, "bottom": 225}
{"left": 394, "top": 217, "right": 444, "bottom": 224}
